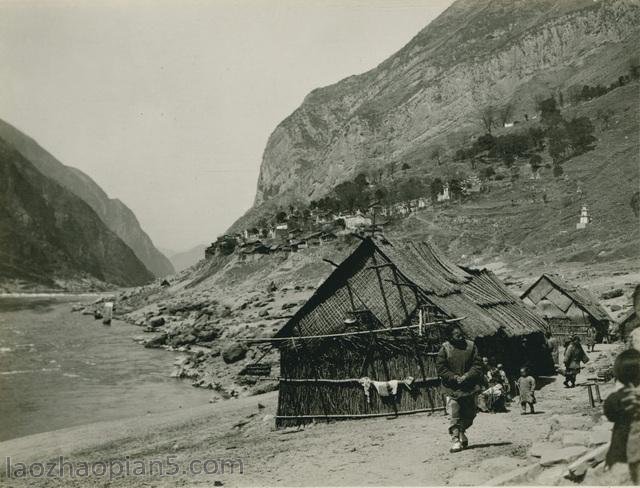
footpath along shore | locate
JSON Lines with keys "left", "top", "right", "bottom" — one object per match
{"left": 0, "top": 344, "right": 629, "bottom": 487}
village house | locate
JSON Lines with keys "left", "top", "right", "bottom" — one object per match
{"left": 288, "top": 228, "right": 303, "bottom": 240}
{"left": 341, "top": 211, "right": 372, "bottom": 230}
{"left": 270, "top": 223, "right": 289, "bottom": 240}
{"left": 415, "top": 197, "right": 430, "bottom": 209}
{"left": 520, "top": 274, "right": 611, "bottom": 341}
{"left": 269, "top": 237, "right": 552, "bottom": 427}
{"left": 320, "top": 231, "right": 337, "bottom": 244}
{"left": 239, "top": 240, "right": 270, "bottom": 261}
{"left": 243, "top": 228, "right": 261, "bottom": 241}
{"left": 305, "top": 232, "right": 322, "bottom": 247}
{"left": 463, "top": 175, "right": 482, "bottom": 194}
{"left": 313, "top": 211, "right": 336, "bottom": 225}
{"left": 436, "top": 183, "right": 450, "bottom": 202}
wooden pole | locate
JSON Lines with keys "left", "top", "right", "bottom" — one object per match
{"left": 275, "top": 406, "right": 446, "bottom": 420}
{"left": 370, "top": 252, "right": 394, "bottom": 328}
{"left": 237, "top": 317, "right": 465, "bottom": 342}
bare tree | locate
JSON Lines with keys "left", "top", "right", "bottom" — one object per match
{"left": 475, "top": 104, "right": 496, "bottom": 133}
{"left": 430, "top": 145, "right": 444, "bottom": 165}
{"left": 498, "top": 101, "right": 514, "bottom": 127}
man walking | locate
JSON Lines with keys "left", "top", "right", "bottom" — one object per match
{"left": 436, "top": 324, "right": 484, "bottom": 453}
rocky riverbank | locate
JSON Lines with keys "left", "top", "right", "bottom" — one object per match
{"left": 69, "top": 240, "right": 640, "bottom": 406}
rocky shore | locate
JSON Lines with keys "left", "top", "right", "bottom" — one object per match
{"left": 68, "top": 240, "right": 640, "bottom": 411}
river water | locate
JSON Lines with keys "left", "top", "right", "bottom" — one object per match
{"left": 0, "top": 296, "right": 212, "bottom": 441}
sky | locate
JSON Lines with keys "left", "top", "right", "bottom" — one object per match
{"left": 0, "top": 0, "right": 452, "bottom": 253}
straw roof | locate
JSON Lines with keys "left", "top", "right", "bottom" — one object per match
{"left": 277, "top": 237, "right": 547, "bottom": 340}
{"left": 520, "top": 273, "right": 611, "bottom": 323}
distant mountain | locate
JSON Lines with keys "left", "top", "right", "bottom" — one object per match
{"left": 168, "top": 245, "right": 208, "bottom": 273}
{"left": 231, "top": 0, "right": 639, "bottom": 231}
{"left": 0, "top": 119, "right": 174, "bottom": 278}
{"left": 0, "top": 136, "right": 154, "bottom": 288}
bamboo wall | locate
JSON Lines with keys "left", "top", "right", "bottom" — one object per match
{"left": 276, "top": 335, "right": 446, "bottom": 427}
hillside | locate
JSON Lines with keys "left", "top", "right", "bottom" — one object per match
{"left": 230, "top": 0, "right": 639, "bottom": 254}
{"left": 388, "top": 83, "right": 640, "bottom": 266}
{"left": 168, "top": 244, "right": 208, "bottom": 273}
{"left": 0, "top": 136, "right": 155, "bottom": 289}
{"left": 0, "top": 119, "right": 174, "bottom": 278}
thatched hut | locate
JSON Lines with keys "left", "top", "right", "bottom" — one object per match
{"left": 520, "top": 274, "right": 611, "bottom": 342}
{"left": 271, "top": 237, "right": 552, "bottom": 428}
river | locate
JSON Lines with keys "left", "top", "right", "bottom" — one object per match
{"left": 0, "top": 296, "right": 212, "bottom": 441}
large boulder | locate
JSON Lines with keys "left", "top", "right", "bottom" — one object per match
{"left": 144, "top": 333, "right": 167, "bottom": 348}
{"left": 601, "top": 289, "right": 624, "bottom": 300}
{"left": 197, "top": 327, "right": 221, "bottom": 341}
{"left": 222, "top": 343, "right": 248, "bottom": 363}
{"left": 149, "top": 316, "right": 166, "bottom": 328}
{"left": 169, "top": 333, "right": 197, "bottom": 347}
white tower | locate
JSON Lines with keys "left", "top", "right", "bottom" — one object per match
{"left": 576, "top": 205, "right": 590, "bottom": 229}
{"left": 437, "top": 184, "right": 450, "bottom": 202}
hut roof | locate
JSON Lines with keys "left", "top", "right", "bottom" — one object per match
{"left": 520, "top": 274, "right": 610, "bottom": 323}
{"left": 276, "top": 237, "right": 547, "bottom": 340}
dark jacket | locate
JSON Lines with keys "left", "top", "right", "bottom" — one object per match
{"left": 603, "top": 387, "right": 635, "bottom": 466}
{"left": 436, "top": 339, "right": 484, "bottom": 399}
{"left": 564, "top": 343, "right": 588, "bottom": 372}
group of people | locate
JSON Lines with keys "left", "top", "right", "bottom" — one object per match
{"left": 544, "top": 331, "right": 592, "bottom": 387}
{"left": 435, "top": 321, "right": 639, "bottom": 482}
{"left": 477, "top": 357, "right": 510, "bottom": 413}
{"left": 435, "top": 324, "right": 540, "bottom": 453}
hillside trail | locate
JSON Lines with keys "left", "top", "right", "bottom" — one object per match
{"left": 1, "top": 345, "right": 622, "bottom": 487}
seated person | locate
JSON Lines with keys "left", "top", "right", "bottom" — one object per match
{"left": 477, "top": 360, "right": 508, "bottom": 412}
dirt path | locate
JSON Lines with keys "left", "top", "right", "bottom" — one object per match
{"left": 1, "top": 345, "right": 621, "bottom": 487}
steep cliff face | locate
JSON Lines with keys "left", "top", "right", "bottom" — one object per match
{"left": 0, "top": 137, "right": 155, "bottom": 288}
{"left": 234, "top": 0, "right": 639, "bottom": 230}
{"left": 0, "top": 119, "right": 175, "bottom": 278}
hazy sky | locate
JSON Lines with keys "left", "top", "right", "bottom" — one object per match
{"left": 0, "top": 0, "right": 452, "bottom": 252}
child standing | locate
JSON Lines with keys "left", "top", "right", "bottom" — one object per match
{"left": 603, "top": 349, "right": 640, "bottom": 484}
{"left": 516, "top": 367, "right": 536, "bottom": 414}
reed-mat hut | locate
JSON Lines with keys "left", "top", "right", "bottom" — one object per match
{"left": 271, "top": 237, "right": 552, "bottom": 427}
{"left": 520, "top": 274, "right": 611, "bottom": 341}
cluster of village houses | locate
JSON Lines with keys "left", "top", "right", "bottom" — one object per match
{"left": 205, "top": 170, "right": 593, "bottom": 260}
{"left": 205, "top": 176, "right": 487, "bottom": 259}
{"left": 204, "top": 211, "right": 371, "bottom": 259}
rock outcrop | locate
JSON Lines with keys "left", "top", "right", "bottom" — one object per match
{"left": 231, "top": 0, "right": 640, "bottom": 231}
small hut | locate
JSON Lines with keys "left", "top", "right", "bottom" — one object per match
{"left": 271, "top": 237, "right": 551, "bottom": 427}
{"left": 520, "top": 274, "right": 610, "bottom": 341}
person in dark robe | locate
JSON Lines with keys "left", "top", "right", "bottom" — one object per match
{"left": 436, "top": 324, "right": 484, "bottom": 453}
{"left": 563, "top": 335, "right": 589, "bottom": 388}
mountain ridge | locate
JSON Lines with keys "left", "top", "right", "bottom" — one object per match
{"left": 0, "top": 136, "right": 155, "bottom": 289}
{"left": 0, "top": 118, "right": 175, "bottom": 278}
